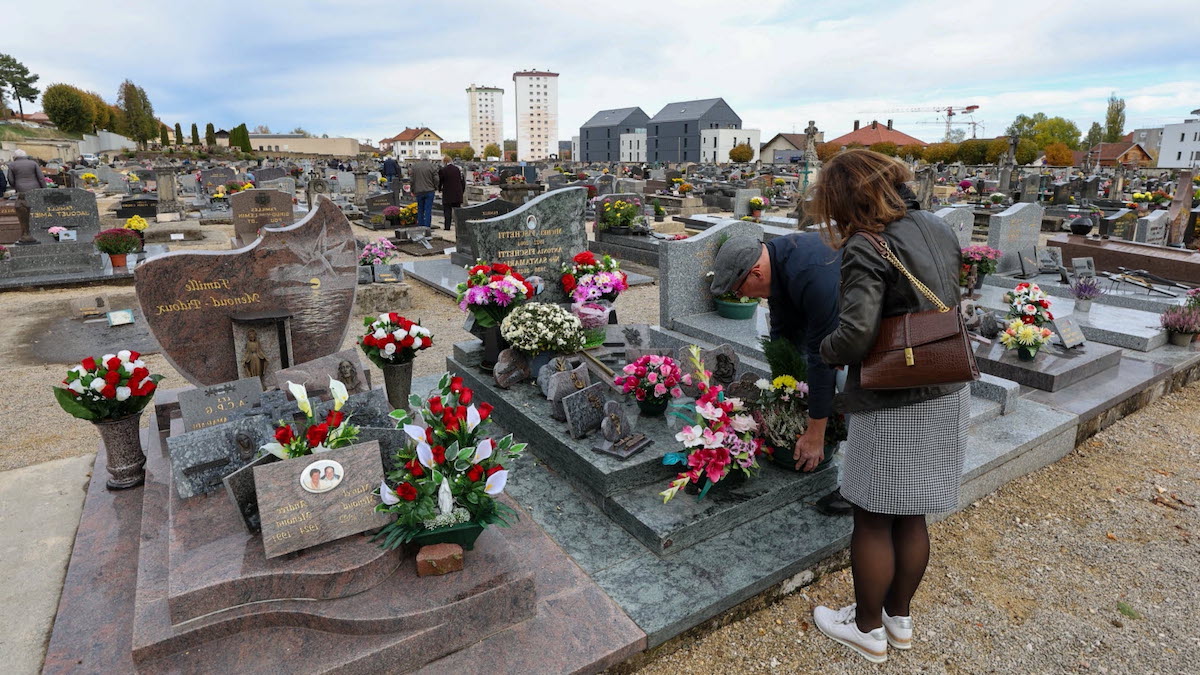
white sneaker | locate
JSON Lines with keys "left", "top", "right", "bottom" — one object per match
{"left": 882, "top": 608, "right": 913, "bottom": 649}
{"left": 814, "top": 604, "right": 888, "bottom": 664}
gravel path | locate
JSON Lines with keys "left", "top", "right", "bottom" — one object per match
{"left": 631, "top": 381, "right": 1200, "bottom": 674}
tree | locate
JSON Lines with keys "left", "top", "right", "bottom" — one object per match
{"left": 1006, "top": 113, "right": 1048, "bottom": 141}
{"left": 159, "top": 124, "right": 170, "bottom": 147}
{"left": 944, "top": 128, "right": 966, "bottom": 143}
{"left": 815, "top": 142, "right": 839, "bottom": 163}
{"left": 984, "top": 137, "right": 1010, "bottom": 164}
{"left": 174, "top": 122, "right": 184, "bottom": 145}
{"left": 0, "top": 53, "right": 40, "bottom": 120}
{"left": 1031, "top": 116, "right": 1081, "bottom": 150}
{"left": 85, "top": 92, "right": 111, "bottom": 132}
{"left": 956, "top": 139, "right": 989, "bottom": 164}
{"left": 107, "top": 104, "right": 127, "bottom": 135}
{"left": 897, "top": 144, "right": 925, "bottom": 161}
{"left": 1015, "top": 138, "right": 1038, "bottom": 165}
{"left": 229, "top": 123, "right": 252, "bottom": 152}
{"left": 41, "top": 83, "right": 94, "bottom": 133}
{"left": 728, "top": 143, "right": 753, "bottom": 163}
{"left": 502, "top": 139, "right": 516, "bottom": 152}
{"left": 290, "top": 127, "right": 311, "bottom": 137}
{"left": 1084, "top": 122, "right": 1103, "bottom": 150}
{"left": 443, "top": 148, "right": 460, "bottom": 160}
{"left": 117, "top": 79, "right": 157, "bottom": 148}
{"left": 922, "top": 142, "right": 959, "bottom": 164}
{"left": 190, "top": 123, "right": 200, "bottom": 145}
{"left": 1103, "top": 93, "right": 1125, "bottom": 143}
{"left": 205, "top": 122, "right": 216, "bottom": 146}
{"left": 868, "top": 141, "right": 898, "bottom": 156}
{"left": 459, "top": 145, "right": 476, "bottom": 161}
{"left": 1043, "top": 142, "right": 1073, "bottom": 166}
{"left": 483, "top": 143, "right": 501, "bottom": 159}
{"left": 253, "top": 124, "right": 271, "bottom": 134}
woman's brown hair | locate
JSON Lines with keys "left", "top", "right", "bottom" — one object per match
{"left": 804, "top": 148, "right": 914, "bottom": 249}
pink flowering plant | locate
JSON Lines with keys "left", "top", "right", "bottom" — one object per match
{"left": 961, "top": 245, "right": 1002, "bottom": 275}
{"left": 454, "top": 260, "right": 535, "bottom": 327}
{"left": 359, "top": 238, "right": 398, "bottom": 266}
{"left": 660, "top": 345, "right": 763, "bottom": 502}
{"left": 614, "top": 354, "right": 684, "bottom": 404}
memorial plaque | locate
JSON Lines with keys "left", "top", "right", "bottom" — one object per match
{"left": 69, "top": 295, "right": 109, "bottom": 317}
{"left": 1051, "top": 317, "right": 1086, "bottom": 349}
{"left": 562, "top": 381, "right": 608, "bottom": 439}
{"left": 365, "top": 191, "right": 399, "bottom": 216}
{"left": 115, "top": 195, "right": 157, "bottom": 219}
{"left": 271, "top": 348, "right": 370, "bottom": 398}
{"left": 1071, "top": 257, "right": 1096, "bottom": 279}
{"left": 469, "top": 188, "right": 587, "bottom": 303}
{"left": 222, "top": 453, "right": 279, "bottom": 532}
{"left": 1017, "top": 250, "right": 1040, "bottom": 279}
{"left": 166, "top": 416, "right": 275, "bottom": 499}
{"left": 231, "top": 189, "right": 294, "bottom": 247}
{"left": 255, "top": 441, "right": 392, "bottom": 559}
{"left": 135, "top": 199, "right": 357, "bottom": 386}
{"left": 202, "top": 167, "right": 236, "bottom": 191}
{"left": 0, "top": 201, "right": 20, "bottom": 243}
{"left": 451, "top": 198, "right": 519, "bottom": 266}
{"left": 178, "top": 377, "right": 264, "bottom": 433}
{"left": 1036, "top": 246, "right": 1063, "bottom": 272}
{"left": 24, "top": 188, "right": 100, "bottom": 243}
{"left": 254, "top": 167, "right": 287, "bottom": 184}
{"left": 546, "top": 363, "right": 592, "bottom": 421}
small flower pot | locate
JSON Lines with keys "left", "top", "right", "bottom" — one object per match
{"left": 1074, "top": 299, "right": 1093, "bottom": 312}
{"left": 751, "top": 209, "right": 762, "bottom": 218}
{"left": 1168, "top": 331, "right": 1196, "bottom": 347}
{"left": 582, "top": 327, "right": 607, "bottom": 349}
{"left": 108, "top": 253, "right": 128, "bottom": 268}
{"left": 683, "top": 469, "right": 745, "bottom": 496}
{"left": 654, "top": 214, "right": 664, "bottom": 222}
{"left": 480, "top": 325, "right": 507, "bottom": 373}
{"left": 637, "top": 398, "right": 670, "bottom": 416}
{"left": 381, "top": 361, "right": 413, "bottom": 411}
{"left": 714, "top": 298, "right": 757, "bottom": 320}
{"left": 94, "top": 413, "right": 146, "bottom": 490}
{"left": 409, "top": 521, "right": 486, "bottom": 551}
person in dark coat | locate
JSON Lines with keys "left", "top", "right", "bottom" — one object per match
{"left": 382, "top": 157, "right": 400, "bottom": 184}
{"left": 437, "top": 155, "right": 466, "bottom": 231}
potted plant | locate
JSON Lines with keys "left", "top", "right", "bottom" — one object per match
{"left": 52, "top": 350, "right": 164, "bottom": 489}
{"left": 359, "top": 238, "right": 398, "bottom": 266}
{"left": 613, "top": 354, "right": 685, "bottom": 416}
{"left": 712, "top": 287, "right": 758, "bottom": 320}
{"left": 562, "top": 251, "right": 627, "bottom": 303}
{"left": 124, "top": 214, "right": 149, "bottom": 250}
{"left": 961, "top": 245, "right": 1002, "bottom": 289}
{"left": 989, "top": 193, "right": 1005, "bottom": 207}
{"left": 374, "top": 373, "right": 522, "bottom": 550}
{"left": 597, "top": 198, "right": 642, "bottom": 234}
{"left": 499, "top": 302, "right": 586, "bottom": 374}
{"left": 748, "top": 196, "right": 765, "bottom": 218}
{"left": 94, "top": 228, "right": 141, "bottom": 268}
{"left": 360, "top": 313, "right": 433, "bottom": 410}
{"left": 260, "top": 379, "right": 361, "bottom": 458}
{"left": 455, "top": 260, "right": 535, "bottom": 372}
{"left": 382, "top": 205, "right": 402, "bottom": 226}
{"left": 755, "top": 337, "right": 847, "bottom": 472}
{"left": 999, "top": 318, "right": 1054, "bottom": 360}
{"left": 396, "top": 202, "right": 418, "bottom": 227}
{"left": 0, "top": 245, "right": 10, "bottom": 261}
{"left": 661, "top": 345, "right": 764, "bottom": 502}
{"left": 679, "top": 182, "right": 694, "bottom": 196}
{"left": 1129, "top": 191, "right": 1151, "bottom": 215}
{"left": 653, "top": 199, "right": 665, "bottom": 223}
{"left": 1069, "top": 276, "right": 1103, "bottom": 312}
{"left": 1160, "top": 306, "right": 1200, "bottom": 347}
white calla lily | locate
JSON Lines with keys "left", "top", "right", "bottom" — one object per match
{"left": 466, "top": 404, "right": 481, "bottom": 431}
{"left": 287, "top": 381, "right": 312, "bottom": 417}
{"left": 328, "top": 377, "right": 349, "bottom": 411}
{"left": 416, "top": 441, "right": 434, "bottom": 468}
{"left": 403, "top": 424, "right": 426, "bottom": 442}
{"left": 379, "top": 479, "right": 400, "bottom": 505}
{"left": 472, "top": 438, "right": 493, "bottom": 464}
{"left": 484, "top": 469, "right": 508, "bottom": 495}
{"left": 261, "top": 442, "right": 288, "bottom": 459}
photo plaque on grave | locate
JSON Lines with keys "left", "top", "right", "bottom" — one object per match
{"left": 1071, "top": 257, "right": 1096, "bottom": 279}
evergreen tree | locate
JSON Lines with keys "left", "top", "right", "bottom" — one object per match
{"left": 117, "top": 79, "right": 157, "bottom": 148}
{"left": 174, "top": 122, "right": 183, "bottom": 145}
{"left": 204, "top": 122, "right": 216, "bottom": 146}
{"left": 190, "top": 123, "right": 200, "bottom": 145}
{"left": 159, "top": 124, "right": 170, "bottom": 147}
{"left": 1103, "top": 94, "right": 1126, "bottom": 143}
{"left": 1084, "top": 122, "right": 1104, "bottom": 150}
{"left": 230, "top": 123, "right": 252, "bottom": 152}
{"left": 0, "top": 53, "right": 40, "bottom": 120}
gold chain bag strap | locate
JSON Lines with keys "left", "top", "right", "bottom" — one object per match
{"left": 855, "top": 231, "right": 979, "bottom": 391}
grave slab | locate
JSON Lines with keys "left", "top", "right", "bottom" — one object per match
{"left": 403, "top": 257, "right": 652, "bottom": 298}
{"left": 972, "top": 339, "right": 1122, "bottom": 392}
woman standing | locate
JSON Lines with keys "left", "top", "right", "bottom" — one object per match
{"left": 811, "top": 150, "right": 970, "bottom": 663}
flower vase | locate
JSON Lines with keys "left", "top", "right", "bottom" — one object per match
{"left": 751, "top": 209, "right": 762, "bottom": 219}
{"left": 134, "top": 230, "right": 145, "bottom": 251}
{"left": 974, "top": 272, "right": 987, "bottom": 290}
{"left": 714, "top": 298, "right": 757, "bottom": 320}
{"left": 1017, "top": 346, "right": 1038, "bottom": 361}
{"left": 683, "top": 469, "right": 745, "bottom": 496}
{"left": 381, "top": 361, "right": 413, "bottom": 412}
{"left": 109, "top": 253, "right": 128, "bottom": 268}
{"left": 409, "top": 521, "right": 486, "bottom": 550}
{"left": 1168, "top": 331, "right": 1196, "bottom": 347}
{"left": 94, "top": 413, "right": 145, "bottom": 490}
{"left": 1075, "top": 299, "right": 1092, "bottom": 312}
{"left": 636, "top": 398, "right": 669, "bottom": 416}
{"left": 480, "top": 325, "right": 507, "bottom": 373}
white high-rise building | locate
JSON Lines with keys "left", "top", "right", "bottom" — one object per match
{"left": 513, "top": 69, "right": 559, "bottom": 161}
{"left": 466, "top": 84, "right": 503, "bottom": 157}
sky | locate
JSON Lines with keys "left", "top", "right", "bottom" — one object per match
{"left": 7, "top": 0, "right": 1200, "bottom": 147}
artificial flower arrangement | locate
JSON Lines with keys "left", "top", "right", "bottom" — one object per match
{"left": 959, "top": 245, "right": 1001, "bottom": 286}
{"left": 454, "top": 259, "right": 535, "bottom": 327}
{"left": 573, "top": 301, "right": 611, "bottom": 348}
{"left": 1069, "top": 276, "right": 1104, "bottom": 302}
{"left": 124, "top": 215, "right": 149, "bottom": 232}
{"left": 1160, "top": 305, "right": 1200, "bottom": 337}
{"left": 596, "top": 198, "right": 642, "bottom": 231}
{"left": 1004, "top": 282, "right": 1054, "bottom": 326}
{"left": 748, "top": 197, "right": 765, "bottom": 211}
{"left": 125, "top": 173, "right": 140, "bottom": 183}
{"left": 80, "top": 172, "right": 98, "bottom": 184}
{"left": 660, "top": 345, "right": 764, "bottom": 502}
{"left": 614, "top": 354, "right": 684, "bottom": 411}
{"left": 373, "top": 374, "right": 523, "bottom": 549}
{"left": 998, "top": 319, "right": 1054, "bottom": 359}
{"left": 751, "top": 374, "right": 809, "bottom": 452}
{"left": 499, "top": 302, "right": 585, "bottom": 355}
{"left": 1128, "top": 190, "right": 1171, "bottom": 207}
{"left": 1186, "top": 287, "right": 1200, "bottom": 309}
{"left": 261, "top": 379, "right": 359, "bottom": 459}
{"left": 561, "top": 251, "right": 628, "bottom": 304}
{"left": 360, "top": 313, "right": 432, "bottom": 366}
{"left": 0, "top": 244, "right": 10, "bottom": 261}
{"left": 396, "top": 202, "right": 418, "bottom": 226}
{"left": 678, "top": 182, "right": 694, "bottom": 194}
{"left": 48, "top": 226, "right": 68, "bottom": 239}
{"left": 359, "top": 238, "right": 398, "bottom": 266}
{"left": 506, "top": 175, "right": 526, "bottom": 184}
{"left": 94, "top": 228, "right": 142, "bottom": 255}
{"left": 52, "top": 350, "right": 163, "bottom": 421}
{"left": 671, "top": 177, "right": 684, "bottom": 185}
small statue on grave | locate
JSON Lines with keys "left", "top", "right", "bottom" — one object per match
{"left": 234, "top": 431, "right": 256, "bottom": 462}
{"left": 336, "top": 360, "right": 368, "bottom": 395}
{"left": 601, "top": 401, "right": 629, "bottom": 443}
{"left": 242, "top": 329, "right": 270, "bottom": 379}
{"left": 979, "top": 311, "right": 1004, "bottom": 339}
{"left": 437, "top": 477, "right": 454, "bottom": 516}
{"left": 713, "top": 353, "right": 736, "bottom": 385}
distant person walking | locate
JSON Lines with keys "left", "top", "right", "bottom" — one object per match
{"left": 410, "top": 158, "right": 439, "bottom": 233}
{"left": 437, "top": 155, "right": 465, "bottom": 231}
{"left": 382, "top": 156, "right": 400, "bottom": 184}
{"left": 6, "top": 150, "right": 46, "bottom": 244}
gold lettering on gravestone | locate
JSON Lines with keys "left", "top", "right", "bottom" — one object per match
{"left": 156, "top": 278, "right": 262, "bottom": 315}
{"left": 493, "top": 227, "right": 566, "bottom": 274}
{"left": 31, "top": 206, "right": 90, "bottom": 219}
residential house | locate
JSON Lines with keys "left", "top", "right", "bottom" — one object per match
{"left": 760, "top": 132, "right": 826, "bottom": 164}
{"left": 380, "top": 127, "right": 444, "bottom": 160}
{"left": 824, "top": 120, "right": 926, "bottom": 149}
{"left": 1157, "top": 116, "right": 1200, "bottom": 169}
{"left": 646, "top": 98, "right": 742, "bottom": 163}
{"left": 579, "top": 107, "right": 651, "bottom": 162}
{"left": 1086, "top": 141, "right": 1154, "bottom": 168}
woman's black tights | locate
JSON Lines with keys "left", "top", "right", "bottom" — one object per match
{"left": 849, "top": 506, "right": 930, "bottom": 633}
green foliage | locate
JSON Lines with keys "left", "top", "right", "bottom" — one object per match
{"left": 1084, "top": 121, "right": 1104, "bottom": 150}
{"left": 204, "top": 122, "right": 216, "bottom": 146}
{"left": 190, "top": 122, "right": 200, "bottom": 145}
{"left": 483, "top": 142, "right": 501, "bottom": 158}
{"left": 1116, "top": 601, "right": 1141, "bottom": 620}
{"left": 985, "top": 137, "right": 1010, "bottom": 164}
{"left": 173, "top": 122, "right": 183, "bottom": 145}
{"left": 729, "top": 143, "right": 754, "bottom": 163}
{"left": 1103, "top": 94, "right": 1125, "bottom": 143}
{"left": 760, "top": 337, "right": 807, "bottom": 382}
{"left": 41, "top": 83, "right": 94, "bottom": 133}
{"left": 0, "top": 53, "right": 40, "bottom": 119}
{"left": 85, "top": 92, "right": 111, "bottom": 132}
{"left": 1032, "top": 116, "right": 1081, "bottom": 150}
{"left": 117, "top": 79, "right": 157, "bottom": 148}
{"left": 956, "top": 139, "right": 989, "bottom": 164}
{"left": 868, "top": 141, "right": 898, "bottom": 156}
{"left": 228, "top": 123, "right": 252, "bottom": 152}
{"left": 922, "top": 142, "right": 958, "bottom": 164}
{"left": 1006, "top": 112, "right": 1048, "bottom": 141}
{"left": 459, "top": 145, "right": 475, "bottom": 161}
{"left": 897, "top": 144, "right": 925, "bottom": 161}
{"left": 1015, "top": 138, "right": 1038, "bottom": 165}
{"left": 159, "top": 124, "right": 169, "bottom": 146}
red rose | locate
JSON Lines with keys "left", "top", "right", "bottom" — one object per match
{"left": 362, "top": 334, "right": 376, "bottom": 347}
{"left": 425, "top": 426, "right": 435, "bottom": 443}
{"left": 1046, "top": 312, "right": 1054, "bottom": 320}
{"left": 444, "top": 416, "right": 460, "bottom": 432}
{"left": 105, "top": 357, "right": 121, "bottom": 372}
{"left": 306, "top": 423, "right": 330, "bottom": 447}
{"left": 489, "top": 274, "right": 504, "bottom": 283}
{"left": 429, "top": 395, "right": 443, "bottom": 415}
{"left": 511, "top": 271, "right": 525, "bottom": 282}
{"left": 466, "top": 464, "right": 484, "bottom": 482}
{"left": 455, "top": 405, "right": 468, "bottom": 420}
{"left": 561, "top": 274, "right": 577, "bottom": 293}
{"left": 400, "top": 335, "right": 414, "bottom": 348}
{"left": 405, "top": 458, "right": 425, "bottom": 478}
{"left": 492, "top": 263, "right": 511, "bottom": 274}
{"left": 432, "top": 445, "right": 446, "bottom": 464}
{"left": 131, "top": 367, "right": 149, "bottom": 383}
{"left": 128, "top": 351, "right": 140, "bottom": 361}
{"left": 486, "top": 464, "right": 504, "bottom": 477}
{"left": 81, "top": 357, "right": 97, "bottom": 371}
{"left": 1038, "top": 300, "right": 1049, "bottom": 308}
{"left": 1023, "top": 316, "right": 1035, "bottom": 324}
{"left": 478, "top": 402, "right": 494, "bottom": 420}
{"left": 573, "top": 251, "right": 596, "bottom": 266}
{"left": 523, "top": 281, "right": 534, "bottom": 298}
{"left": 389, "top": 312, "right": 401, "bottom": 324}
{"left": 395, "top": 482, "right": 418, "bottom": 501}
{"left": 101, "top": 384, "right": 117, "bottom": 399}
{"left": 326, "top": 410, "right": 345, "bottom": 429}
{"left": 468, "top": 265, "right": 488, "bottom": 276}
{"left": 275, "top": 425, "right": 295, "bottom": 444}
{"left": 459, "top": 388, "right": 473, "bottom": 405}
{"left": 104, "top": 370, "right": 121, "bottom": 385}
{"left": 450, "top": 376, "right": 464, "bottom": 393}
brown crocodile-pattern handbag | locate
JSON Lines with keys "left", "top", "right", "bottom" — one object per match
{"left": 855, "top": 231, "right": 979, "bottom": 391}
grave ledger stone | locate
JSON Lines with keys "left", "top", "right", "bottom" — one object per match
{"left": 177, "top": 377, "right": 264, "bottom": 433}
{"left": 231, "top": 188, "right": 295, "bottom": 247}
{"left": 24, "top": 188, "right": 100, "bottom": 243}
{"left": 135, "top": 198, "right": 358, "bottom": 386}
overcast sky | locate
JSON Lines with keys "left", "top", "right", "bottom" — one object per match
{"left": 8, "top": 0, "right": 1199, "bottom": 146}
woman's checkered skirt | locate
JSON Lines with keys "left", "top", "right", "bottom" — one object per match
{"left": 841, "top": 385, "right": 970, "bottom": 515}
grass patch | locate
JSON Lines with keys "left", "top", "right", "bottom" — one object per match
{"left": 1116, "top": 601, "right": 1141, "bottom": 619}
{"left": 0, "top": 123, "right": 82, "bottom": 141}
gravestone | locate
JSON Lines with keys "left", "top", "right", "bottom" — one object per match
{"left": 306, "top": 178, "right": 331, "bottom": 207}
{"left": 733, "top": 189, "right": 762, "bottom": 218}
{"left": 469, "top": 188, "right": 587, "bottom": 303}
{"left": 177, "top": 377, "right": 264, "bottom": 433}
{"left": 1082, "top": 177, "right": 1101, "bottom": 201}
{"left": 271, "top": 348, "right": 370, "bottom": 397}
{"left": 1052, "top": 317, "right": 1086, "bottom": 349}
{"left": 255, "top": 167, "right": 286, "bottom": 184}
{"left": 115, "top": 195, "right": 158, "bottom": 219}
{"left": 259, "top": 177, "right": 297, "bottom": 197}
{"left": 1133, "top": 210, "right": 1170, "bottom": 246}
{"left": 0, "top": 201, "right": 19, "bottom": 243}
{"left": 659, "top": 218, "right": 763, "bottom": 329}
{"left": 935, "top": 207, "right": 975, "bottom": 248}
{"left": 222, "top": 454, "right": 279, "bottom": 531}
{"left": 1036, "top": 246, "right": 1064, "bottom": 272}
{"left": 1019, "top": 174, "right": 1040, "bottom": 203}
{"left": 562, "top": 381, "right": 609, "bottom": 439}
{"left": 595, "top": 175, "right": 616, "bottom": 196}
{"left": 201, "top": 167, "right": 236, "bottom": 192}
{"left": 135, "top": 198, "right": 358, "bottom": 386}
{"left": 24, "top": 188, "right": 100, "bottom": 243}
{"left": 178, "top": 173, "right": 199, "bottom": 194}
{"left": 986, "top": 202, "right": 1044, "bottom": 273}
{"left": 1051, "top": 182, "right": 1071, "bottom": 205}
{"left": 155, "top": 165, "right": 181, "bottom": 215}
{"left": 254, "top": 441, "right": 392, "bottom": 559}
{"left": 1166, "top": 169, "right": 1195, "bottom": 245}
{"left": 1071, "top": 257, "right": 1096, "bottom": 278}
{"left": 451, "top": 198, "right": 520, "bottom": 266}
{"left": 546, "top": 174, "right": 568, "bottom": 190}
{"left": 1102, "top": 209, "right": 1137, "bottom": 240}
{"left": 230, "top": 188, "right": 295, "bottom": 247}
{"left": 166, "top": 416, "right": 275, "bottom": 499}
{"left": 365, "top": 191, "right": 399, "bottom": 217}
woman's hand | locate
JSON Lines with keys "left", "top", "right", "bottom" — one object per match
{"left": 793, "top": 428, "right": 825, "bottom": 472}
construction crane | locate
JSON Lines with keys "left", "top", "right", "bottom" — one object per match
{"left": 914, "top": 119, "right": 986, "bottom": 139}
{"left": 859, "top": 105, "right": 980, "bottom": 140}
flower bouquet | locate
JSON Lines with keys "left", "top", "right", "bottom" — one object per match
{"left": 359, "top": 238, "right": 398, "bottom": 266}
{"left": 679, "top": 182, "right": 694, "bottom": 194}
{"left": 561, "top": 251, "right": 628, "bottom": 304}
{"left": 53, "top": 350, "right": 163, "bottom": 488}
{"left": 1069, "top": 276, "right": 1103, "bottom": 311}
{"left": 95, "top": 228, "right": 142, "bottom": 267}
{"left": 360, "top": 312, "right": 433, "bottom": 409}
{"left": 1003, "top": 282, "right": 1053, "bottom": 326}
{"left": 1186, "top": 287, "right": 1200, "bottom": 309}
{"left": 382, "top": 205, "right": 402, "bottom": 225}
{"left": 960, "top": 245, "right": 1001, "bottom": 287}
{"left": 999, "top": 319, "right": 1054, "bottom": 360}
{"left": 373, "top": 373, "right": 523, "bottom": 550}
{"left": 48, "top": 226, "right": 68, "bottom": 241}
{"left": 124, "top": 215, "right": 149, "bottom": 232}
{"left": 661, "top": 346, "right": 764, "bottom": 502}
{"left": 80, "top": 172, "right": 98, "bottom": 185}
{"left": 596, "top": 198, "right": 642, "bottom": 232}
{"left": 261, "top": 380, "right": 359, "bottom": 458}
{"left": 455, "top": 260, "right": 534, "bottom": 328}
{"left": 573, "top": 301, "right": 611, "bottom": 348}
{"left": 500, "top": 302, "right": 585, "bottom": 371}
{"left": 748, "top": 196, "right": 765, "bottom": 215}
{"left": 0, "top": 245, "right": 10, "bottom": 261}
{"left": 506, "top": 175, "right": 525, "bottom": 184}
{"left": 614, "top": 354, "right": 684, "bottom": 416}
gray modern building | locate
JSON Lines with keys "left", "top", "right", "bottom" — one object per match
{"left": 646, "top": 98, "right": 742, "bottom": 163}
{"left": 579, "top": 107, "right": 651, "bottom": 162}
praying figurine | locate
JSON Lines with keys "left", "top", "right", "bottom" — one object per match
{"left": 242, "top": 329, "right": 270, "bottom": 379}
{"left": 601, "top": 401, "right": 630, "bottom": 443}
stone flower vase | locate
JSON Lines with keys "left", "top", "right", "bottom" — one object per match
{"left": 382, "top": 361, "right": 414, "bottom": 412}
{"left": 1168, "top": 331, "right": 1196, "bottom": 347}
{"left": 1075, "top": 299, "right": 1093, "bottom": 312}
{"left": 95, "top": 413, "right": 145, "bottom": 490}
{"left": 480, "top": 325, "right": 508, "bottom": 373}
